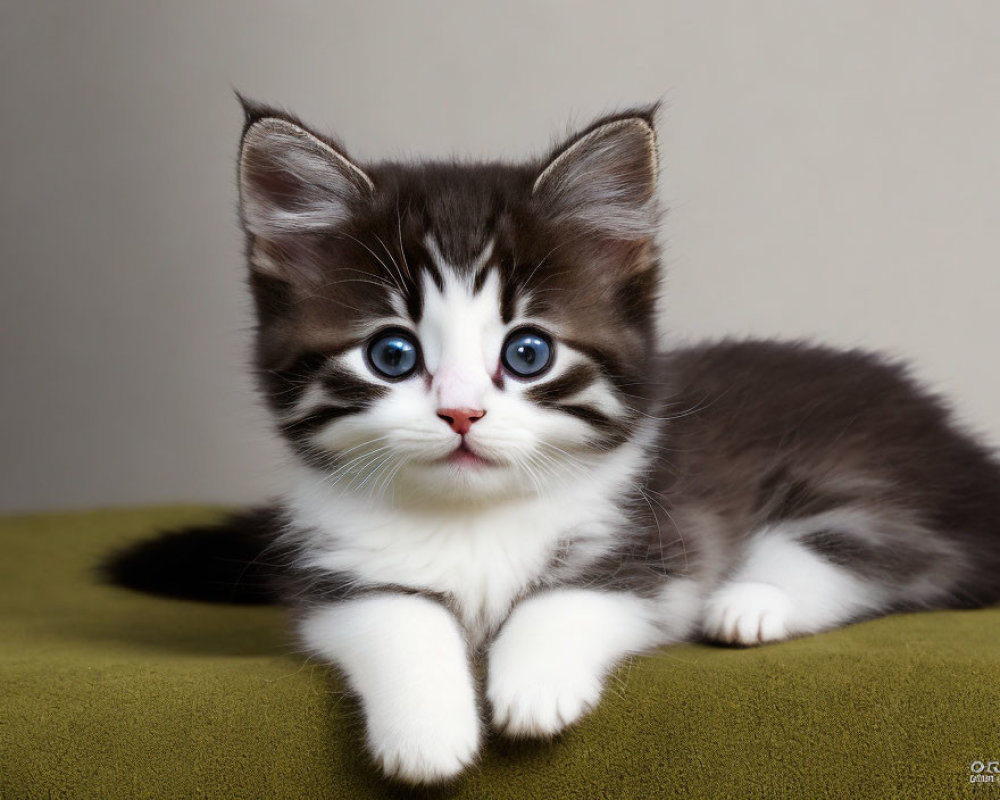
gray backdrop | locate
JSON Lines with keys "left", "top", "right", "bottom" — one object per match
{"left": 3, "top": 0, "right": 998, "bottom": 512}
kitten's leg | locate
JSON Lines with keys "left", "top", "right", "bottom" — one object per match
{"left": 487, "top": 588, "right": 663, "bottom": 738}
{"left": 702, "top": 520, "right": 890, "bottom": 646}
{"left": 299, "top": 593, "right": 480, "bottom": 785}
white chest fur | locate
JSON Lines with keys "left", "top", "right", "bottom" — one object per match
{"left": 283, "top": 435, "right": 650, "bottom": 645}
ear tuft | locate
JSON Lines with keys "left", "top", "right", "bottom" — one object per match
{"left": 235, "top": 91, "right": 275, "bottom": 128}
{"left": 534, "top": 108, "right": 660, "bottom": 241}
{"left": 238, "top": 112, "right": 373, "bottom": 240}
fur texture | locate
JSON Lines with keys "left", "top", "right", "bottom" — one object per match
{"left": 106, "top": 100, "right": 1000, "bottom": 785}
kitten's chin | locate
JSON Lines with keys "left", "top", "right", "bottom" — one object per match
{"left": 392, "top": 459, "right": 536, "bottom": 505}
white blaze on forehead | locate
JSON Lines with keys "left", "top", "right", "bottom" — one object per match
{"left": 418, "top": 236, "right": 503, "bottom": 409}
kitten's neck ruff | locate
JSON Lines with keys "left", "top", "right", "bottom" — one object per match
{"left": 281, "top": 422, "right": 659, "bottom": 644}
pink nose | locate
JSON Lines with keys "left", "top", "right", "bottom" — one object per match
{"left": 437, "top": 407, "right": 486, "bottom": 435}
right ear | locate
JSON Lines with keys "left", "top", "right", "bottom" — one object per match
{"left": 238, "top": 105, "right": 374, "bottom": 239}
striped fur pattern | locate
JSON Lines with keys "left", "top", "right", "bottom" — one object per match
{"left": 137, "top": 100, "right": 1000, "bottom": 784}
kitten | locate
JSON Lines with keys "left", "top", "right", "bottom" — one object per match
{"left": 108, "top": 99, "right": 1000, "bottom": 785}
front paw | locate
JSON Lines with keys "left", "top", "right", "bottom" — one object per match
{"left": 487, "top": 663, "right": 603, "bottom": 738}
{"left": 366, "top": 703, "right": 480, "bottom": 784}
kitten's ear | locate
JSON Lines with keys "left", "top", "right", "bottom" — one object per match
{"left": 238, "top": 102, "right": 373, "bottom": 239}
{"left": 534, "top": 108, "right": 660, "bottom": 241}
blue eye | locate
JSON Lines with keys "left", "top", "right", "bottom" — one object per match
{"left": 367, "top": 331, "right": 419, "bottom": 380}
{"left": 502, "top": 329, "right": 553, "bottom": 378}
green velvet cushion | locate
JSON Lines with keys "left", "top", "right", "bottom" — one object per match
{"left": 2, "top": 506, "right": 998, "bottom": 799}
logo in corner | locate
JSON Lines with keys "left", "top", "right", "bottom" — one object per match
{"left": 970, "top": 761, "right": 1000, "bottom": 784}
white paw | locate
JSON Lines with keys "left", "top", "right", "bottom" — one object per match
{"left": 366, "top": 702, "right": 480, "bottom": 784}
{"left": 488, "top": 662, "right": 603, "bottom": 738}
{"left": 703, "top": 581, "right": 792, "bottom": 645}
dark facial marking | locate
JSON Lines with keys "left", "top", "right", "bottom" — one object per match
{"left": 264, "top": 351, "right": 335, "bottom": 412}
{"left": 472, "top": 262, "right": 493, "bottom": 294}
{"left": 557, "top": 403, "right": 618, "bottom": 432}
{"left": 279, "top": 365, "right": 387, "bottom": 447}
{"left": 499, "top": 259, "right": 520, "bottom": 324}
{"left": 559, "top": 337, "right": 630, "bottom": 386}
{"left": 526, "top": 364, "right": 599, "bottom": 405}
{"left": 280, "top": 405, "right": 365, "bottom": 440}
{"left": 322, "top": 365, "right": 389, "bottom": 405}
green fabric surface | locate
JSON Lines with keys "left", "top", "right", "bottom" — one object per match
{"left": 2, "top": 506, "right": 1000, "bottom": 799}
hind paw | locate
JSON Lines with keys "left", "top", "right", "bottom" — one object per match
{"left": 703, "top": 582, "right": 792, "bottom": 645}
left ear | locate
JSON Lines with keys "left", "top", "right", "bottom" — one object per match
{"left": 533, "top": 108, "right": 660, "bottom": 241}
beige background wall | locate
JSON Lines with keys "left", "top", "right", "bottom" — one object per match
{"left": 2, "top": 1, "right": 998, "bottom": 512}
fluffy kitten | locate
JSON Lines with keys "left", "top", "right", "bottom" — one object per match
{"left": 108, "top": 99, "right": 1000, "bottom": 785}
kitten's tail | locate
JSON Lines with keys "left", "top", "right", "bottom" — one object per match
{"left": 99, "top": 506, "right": 284, "bottom": 604}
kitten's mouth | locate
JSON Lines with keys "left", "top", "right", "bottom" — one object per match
{"left": 445, "top": 440, "right": 494, "bottom": 468}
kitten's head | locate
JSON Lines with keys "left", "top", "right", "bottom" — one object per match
{"left": 238, "top": 100, "right": 662, "bottom": 504}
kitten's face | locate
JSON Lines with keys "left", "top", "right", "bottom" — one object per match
{"left": 239, "top": 104, "right": 661, "bottom": 503}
